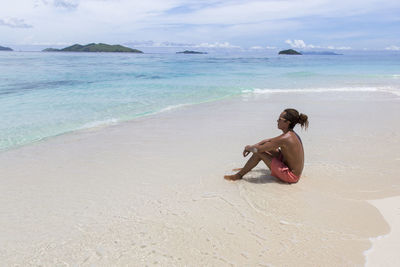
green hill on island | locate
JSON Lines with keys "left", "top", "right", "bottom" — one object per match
{"left": 42, "top": 48, "right": 60, "bottom": 52}
{"left": 0, "top": 45, "right": 13, "bottom": 51}
{"left": 176, "top": 50, "right": 207, "bottom": 54}
{"left": 278, "top": 49, "right": 302, "bottom": 55}
{"left": 43, "top": 43, "right": 143, "bottom": 53}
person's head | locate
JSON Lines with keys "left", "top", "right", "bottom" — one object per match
{"left": 277, "top": 108, "right": 309, "bottom": 131}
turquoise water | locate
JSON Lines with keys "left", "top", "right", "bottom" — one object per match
{"left": 1, "top": 50, "right": 399, "bottom": 150}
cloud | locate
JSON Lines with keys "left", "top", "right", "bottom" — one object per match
{"left": 123, "top": 40, "right": 241, "bottom": 48}
{"left": 1, "top": 0, "right": 399, "bottom": 49}
{"left": 285, "top": 39, "right": 308, "bottom": 48}
{"left": 385, "top": 45, "right": 400, "bottom": 50}
{"left": 331, "top": 46, "right": 352, "bottom": 50}
{"left": 195, "top": 42, "right": 240, "bottom": 48}
{"left": 36, "top": 0, "right": 78, "bottom": 9}
{"left": 53, "top": 0, "right": 79, "bottom": 9}
{"left": 124, "top": 40, "right": 195, "bottom": 47}
{"left": 0, "top": 18, "right": 33, "bottom": 28}
{"left": 249, "top": 45, "right": 277, "bottom": 50}
{"left": 158, "top": 41, "right": 195, "bottom": 47}
{"left": 285, "top": 39, "right": 352, "bottom": 50}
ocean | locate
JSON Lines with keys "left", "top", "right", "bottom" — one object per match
{"left": 1, "top": 50, "right": 399, "bottom": 151}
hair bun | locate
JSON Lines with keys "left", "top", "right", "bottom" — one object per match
{"left": 298, "top": 113, "right": 309, "bottom": 129}
{"left": 299, "top": 113, "right": 307, "bottom": 122}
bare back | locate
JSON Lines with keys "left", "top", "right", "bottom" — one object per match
{"left": 278, "top": 131, "right": 304, "bottom": 176}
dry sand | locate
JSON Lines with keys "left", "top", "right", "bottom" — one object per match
{"left": 1, "top": 91, "right": 399, "bottom": 266}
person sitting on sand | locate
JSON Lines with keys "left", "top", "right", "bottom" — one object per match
{"left": 224, "top": 108, "right": 309, "bottom": 183}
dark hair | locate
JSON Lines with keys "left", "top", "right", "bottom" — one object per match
{"left": 283, "top": 108, "right": 309, "bottom": 130}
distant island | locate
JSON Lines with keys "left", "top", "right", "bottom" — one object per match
{"left": 301, "top": 51, "right": 342, "bottom": 55}
{"left": 278, "top": 49, "right": 302, "bottom": 55}
{"left": 176, "top": 50, "right": 207, "bottom": 54}
{"left": 42, "top": 48, "right": 60, "bottom": 52}
{"left": 0, "top": 45, "right": 13, "bottom": 51}
{"left": 42, "top": 43, "right": 143, "bottom": 53}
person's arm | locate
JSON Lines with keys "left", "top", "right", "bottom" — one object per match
{"left": 243, "top": 135, "right": 284, "bottom": 156}
{"left": 256, "top": 138, "right": 271, "bottom": 146}
{"left": 246, "top": 141, "right": 279, "bottom": 153}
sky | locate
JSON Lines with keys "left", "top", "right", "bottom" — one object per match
{"left": 1, "top": 0, "right": 400, "bottom": 51}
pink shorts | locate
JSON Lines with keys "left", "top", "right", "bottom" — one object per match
{"left": 270, "top": 157, "right": 300, "bottom": 184}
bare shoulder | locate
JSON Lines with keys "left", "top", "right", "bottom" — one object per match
{"left": 274, "top": 132, "right": 301, "bottom": 149}
{"left": 285, "top": 131, "right": 303, "bottom": 146}
{"left": 269, "top": 133, "right": 290, "bottom": 146}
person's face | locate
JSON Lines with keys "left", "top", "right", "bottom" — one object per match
{"left": 277, "top": 112, "right": 289, "bottom": 130}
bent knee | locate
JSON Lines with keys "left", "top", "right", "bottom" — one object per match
{"left": 257, "top": 152, "right": 273, "bottom": 163}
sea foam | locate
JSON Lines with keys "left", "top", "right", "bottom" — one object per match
{"left": 243, "top": 86, "right": 400, "bottom": 97}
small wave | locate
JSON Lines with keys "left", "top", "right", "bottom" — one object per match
{"left": 159, "top": 103, "right": 191, "bottom": 112}
{"left": 384, "top": 88, "right": 400, "bottom": 96}
{"left": 78, "top": 118, "right": 119, "bottom": 130}
{"left": 363, "top": 234, "right": 389, "bottom": 266}
{"left": 243, "top": 86, "right": 400, "bottom": 96}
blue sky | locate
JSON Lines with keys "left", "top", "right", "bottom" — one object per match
{"left": 1, "top": 0, "right": 399, "bottom": 50}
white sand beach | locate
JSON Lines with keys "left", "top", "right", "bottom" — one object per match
{"left": 1, "top": 91, "right": 400, "bottom": 266}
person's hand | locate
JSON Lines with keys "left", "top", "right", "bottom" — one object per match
{"left": 243, "top": 145, "right": 250, "bottom": 157}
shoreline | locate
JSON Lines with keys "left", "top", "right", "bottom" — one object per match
{"left": 1, "top": 90, "right": 399, "bottom": 265}
{"left": 2, "top": 86, "right": 399, "bottom": 153}
{"left": 365, "top": 196, "right": 400, "bottom": 266}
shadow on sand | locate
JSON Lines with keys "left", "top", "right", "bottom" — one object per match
{"left": 242, "top": 169, "right": 288, "bottom": 184}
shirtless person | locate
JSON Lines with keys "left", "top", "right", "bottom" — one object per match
{"left": 224, "top": 108, "right": 309, "bottom": 184}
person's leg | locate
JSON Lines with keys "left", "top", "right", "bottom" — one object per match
{"left": 268, "top": 148, "right": 281, "bottom": 159}
{"left": 224, "top": 152, "right": 273, "bottom": 181}
{"left": 256, "top": 152, "right": 273, "bottom": 169}
{"left": 231, "top": 150, "right": 277, "bottom": 172}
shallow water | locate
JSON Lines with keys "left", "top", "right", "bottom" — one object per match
{"left": 1, "top": 50, "right": 399, "bottom": 150}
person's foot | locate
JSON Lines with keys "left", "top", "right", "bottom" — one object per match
{"left": 224, "top": 174, "right": 242, "bottom": 181}
{"left": 232, "top": 168, "right": 242, "bottom": 171}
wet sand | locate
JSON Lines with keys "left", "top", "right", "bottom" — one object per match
{"left": 1, "top": 91, "right": 399, "bottom": 265}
